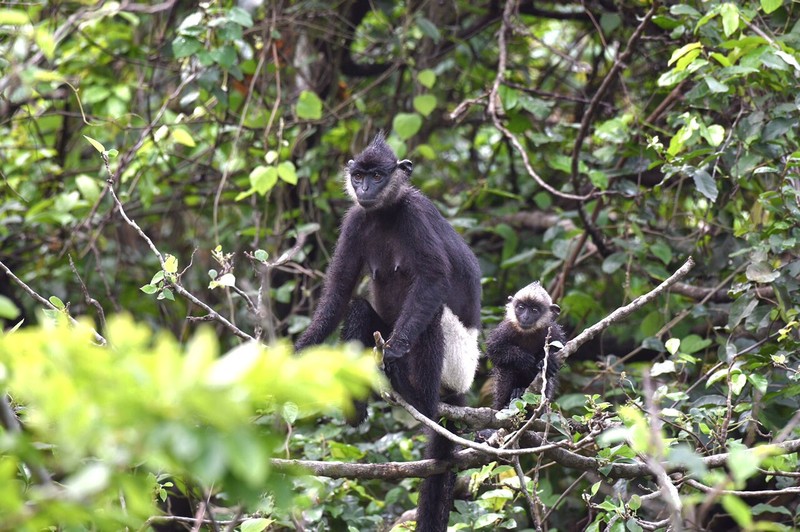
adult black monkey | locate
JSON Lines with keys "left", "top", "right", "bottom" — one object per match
{"left": 295, "top": 133, "right": 482, "bottom": 532}
{"left": 486, "top": 281, "right": 564, "bottom": 409}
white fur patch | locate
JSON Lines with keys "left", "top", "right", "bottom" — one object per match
{"left": 343, "top": 169, "right": 357, "bottom": 202}
{"left": 506, "top": 281, "right": 551, "bottom": 321}
{"left": 440, "top": 306, "right": 481, "bottom": 394}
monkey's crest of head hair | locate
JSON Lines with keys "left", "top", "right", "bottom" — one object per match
{"left": 512, "top": 281, "right": 552, "bottom": 306}
{"left": 352, "top": 131, "right": 399, "bottom": 175}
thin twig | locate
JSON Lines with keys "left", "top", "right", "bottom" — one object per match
{"left": 0, "top": 260, "right": 107, "bottom": 345}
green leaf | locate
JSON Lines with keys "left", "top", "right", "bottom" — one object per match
{"left": 702, "top": 124, "right": 725, "bottom": 147}
{"left": 35, "top": 27, "right": 57, "bottom": 60}
{"left": 416, "top": 17, "right": 441, "bottom": 42}
{"left": 250, "top": 165, "right": 279, "bottom": 195}
{"left": 745, "top": 261, "right": 780, "bottom": 283}
{"left": 665, "top": 338, "right": 680, "bottom": 355}
{"left": 164, "top": 254, "right": 178, "bottom": 274}
{"left": 241, "top": 518, "right": 273, "bottom": 532}
{"left": 720, "top": 3, "right": 740, "bottom": 37}
{"left": 140, "top": 284, "right": 158, "bottom": 295}
{"left": 392, "top": 113, "right": 422, "bottom": 140}
{"left": 295, "top": 90, "right": 323, "bottom": 120}
{"left": 0, "top": 295, "right": 20, "bottom": 320}
{"left": 83, "top": 135, "right": 106, "bottom": 154}
{"left": 75, "top": 175, "right": 100, "bottom": 202}
{"left": 209, "top": 273, "right": 236, "bottom": 289}
{"left": 49, "top": 296, "right": 65, "bottom": 310}
{"left": 254, "top": 249, "right": 269, "bottom": 262}
{"left": 680, "top": 335, "right": 711, "bottom": 354}
{"left": 650, "top": 241, "right": 673, "bottom": 265}
{"left": 227, "top": 7, "right": 254, "bottom": 28}
{"left": 172, "top": 36, "right": 202, "bottom": 58}
{"left": 668, "top": 42, "right": 702, "bottom": 67}
{"left": 705, "top": 77, "right": 729, "bottom": 93}
{"left": 277, "top": 161, "right": 298, "bottom": 185}
{"left": 158, "top": 288, "right": 175, "bottom": 301}
{"left": 761, "top": 0, "right": 782, "bottom": 13}
{"left": 721, "top": 495, "right": 753, "bottom": 528}
{"left": 417, "top": 69, "right": 436, "bottom": 88}
{"left": 171, "top": 128, "right": 196, "bottom": 147}
{"left": 602, "top": 252, "right": 627, "bottom": 274}
{"left": 413, "top": 94, "right": 437, "bottom": 117}
{"left": 0, "top": 9, "right": 28, "bottom": 25}
{"left": 691, "top": 168, "right": 718, "bottom": 203}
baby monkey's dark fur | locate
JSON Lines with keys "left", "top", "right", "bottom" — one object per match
{"left": 486, "top": 281, "right": 565, "bottom": 409}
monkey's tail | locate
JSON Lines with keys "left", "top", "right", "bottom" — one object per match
{"left": 415, "top": 392, "right": 464, "bottom": 532}
{"left": 415, "top": 430, "right": 456, "bottom": 532}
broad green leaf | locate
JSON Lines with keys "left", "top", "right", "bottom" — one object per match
{"left": 254, "top": 249, "right": 269, "bottom": 262}
{"left": 277, "top": 161, "right": 298, "bottom": 184}
{"left": 0, "top": 295, "right": 20, "bottom": 320}
{"left": 706, "top": 77, "right": 729, "bottom": 93}
{"left": 651, "top": 360, "right": 676, "bottom": 376}
{"left": 668, "top": 42, "right": 702, "bottom": 67}
{"left": 241, "top": 518, "right": 273, "bottom": 532}
{"left": 665, "top": 338, "right": 680, "bottom": 355}
{"left": 172, "top": 36, "right": 202, "bottom": 58}
{"left": 745, "top": 261, "right": 780, "bottom": 283}
{"left": 75, "top": 175, "right": 100, "bottom": 202}
{"left": 209, "top": 273, "right": 236, "bottom": 289}
{"left": 250, "top": 165, "right": 279, "bottom": 195}
{"left": 416, "top": 17, "right": 441, "bottom": 42}
{"left": 158, "top": 288, "right": 175, "bottom": 301}
{"left": 227, "top": 7, "right": 254, "bottom": 27}
{"left": 650, "top": 241, "right": 673, "bottom": 264}
{"left": 0, "top": 9, "right": 27, "bottom": 25}
{"left": 413, "top": 94, "right": 437, "bottom": 117}
{"left": 761, "top": 0, "right": 782, "bottom": 13}
{"left": 392, "top": 113, "right": 422, "bottom": 140}
{"left": 171, "top": 128, "right": 196, "bottom": 147}
{"left": 680, "top": 335, "right": 711, "bottom": 354}
{"left": 83, "top": 135, "right": 106, "bottom": 154}
{"left": 418, "top": 69, "right": 436, "bottom": 88}
{"left": 601, "top": 252, "right": 627, "bottom": 274}
{"left": 295, "top": 90, "right": 323, "bottom": 120}
{"left": 163, "top": 254, "right": 178, "bottom": 274}
{"left": 702, "top": 124, "right": 725, "bottom": 147}
{"left": 721, "top": 495, "right": 753, "bottom": 528}
{"left": 140, "top": 284, "right": 158, "bottom": 295}
{"left": 691, "top": 168, "right": 718, "bottom": 203}
{"left": 49, "top": 296, "right": 65, "bottom": 310}
{"left": 35, "top": 27, "right": 56, "bottom": 60}
{"left": 720, "top": 3, "right": 740, "bottom": 37}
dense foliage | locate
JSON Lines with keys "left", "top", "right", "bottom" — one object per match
{"left": 1, "top": 0, "right": 799, "bottom": 530}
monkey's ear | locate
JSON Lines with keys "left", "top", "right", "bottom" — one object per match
{"left": 550, "top": 304, "right": 561, "bottom": 316}
{"left": 507, "top": 295, "right": 513, "bottom": 302}
{"left": 346, "top": 159, "right": 355, "bottom": 169}
{"left": 397, "top": 159, "right": 413, "bottom": 175}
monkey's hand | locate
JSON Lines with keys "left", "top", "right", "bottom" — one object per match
{"left": 383, "top": 336, "right": 411, "bottom": 361}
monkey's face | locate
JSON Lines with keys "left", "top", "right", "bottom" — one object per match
{"left": 508, "top": 297, "right": 561, "bottom": 331}
{"left": 345, "top": 159, "right": 413, "bottom": 210}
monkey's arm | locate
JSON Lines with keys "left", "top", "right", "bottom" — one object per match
{"left": 295, "top": 214, "right": 364, "bottom": 350}
{"left": 485, "top": 324, "right": 540, "bottom": 369}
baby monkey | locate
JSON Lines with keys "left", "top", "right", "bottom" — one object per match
{"left": 486, "top": 281, "right": 565, "bottom": 409}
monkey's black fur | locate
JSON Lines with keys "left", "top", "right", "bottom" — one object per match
{"left": 486, "top": 282, "right": 564, "bottom": 409}
{"left": 295, "top": 133, "right": 482, "bottom": 532}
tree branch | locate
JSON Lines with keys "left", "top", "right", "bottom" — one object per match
{"left": 557, "top": 256, "right": 695, "bottom": 362}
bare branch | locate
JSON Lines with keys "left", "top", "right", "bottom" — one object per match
{"left": 0, "top": 260, "right": 107, "bottom": 346}
{"left": 557, "top": 257, "right": 695, "bottom": 362}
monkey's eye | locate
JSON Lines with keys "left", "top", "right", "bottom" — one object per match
{"left": 352, "top": 173, "right": 363, "bottom": 182}
{"left": 372, "top": 172, "right": 382, "bottom": 181}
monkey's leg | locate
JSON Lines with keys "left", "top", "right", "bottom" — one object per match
{"left": 340, "top": 298, "right": 389, "bottom": 425}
